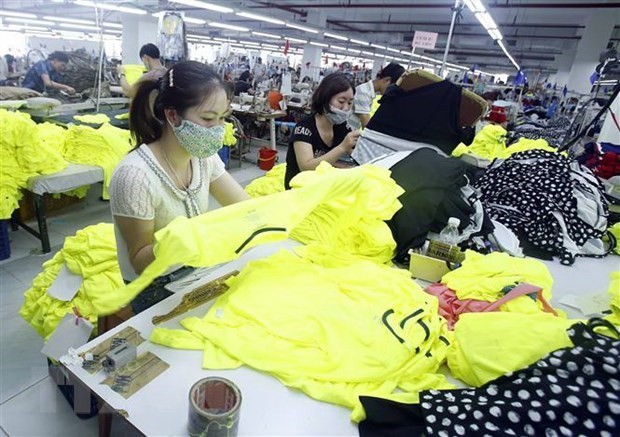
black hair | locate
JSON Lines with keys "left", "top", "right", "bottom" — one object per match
{"left": 139, "top": 43, "right": 160, "bottom": 60}
{"left": 48, "top": 51, "right": 69, "bottom": 63}
{"left": 311, "top": 72, "right": 354, "bottom": 114}
{"left": 377, "top": 62, "right": 405, "bottom": 83}
{"left": 239, "top": 70, "right": 251, "bottom": 82}
{"left": 129, "top": 61, "right": 225, "bottom": 146}
{"left": 223, "top": 80, "right": 235, "bottom": 100}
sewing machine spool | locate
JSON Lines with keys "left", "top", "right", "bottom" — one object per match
{"left": 188, "top": 377, "right": 242, "bottom": 437}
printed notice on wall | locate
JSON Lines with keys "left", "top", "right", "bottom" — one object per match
{"left": 412, "top": 31, "right": 438, "bottom": 49}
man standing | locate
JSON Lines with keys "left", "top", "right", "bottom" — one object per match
{"left": 349, "top": 62, "right": 405, "bottom": 129}
{"left": 252, "top": 57, "right": 267, "bottom": 86}
{"left": 22, "top": 51, "right": 75, "bottom": 94}
{"left": 117, "top": 43, "right": 167, "bottom": 97}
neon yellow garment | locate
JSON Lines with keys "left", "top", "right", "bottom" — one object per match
{"left": 447, "top": 312, "right": 577, "bottom": 387}
{"left": 223, "top": 121, "right": 237, "bottom": 147}
{"left": 452, "top": 124, "right": 558, "bottom": 161}
{"left": 608, "top": 222, "right": 620, "bottom": 255}
{"left": 114, "top": 112, "right": 129, "bottom": 120}
{"left": 104, "top": 163, "right": 403, "bottom": 315}
{"left": 289, "top": 163, "right": 402, "bottom": 264}
{"left": 37, "top": 122, "right": 67, "bottom": 156}
{"left": 607, "top": 271, "right": 620, "bottom": 326}
{"left": 63, "top": 123, "right": 133, "bottom": 199}
{"left": 245, "top": 163, "right": 286, "bottom": 197}
{"left": 441, "top": 251, "right": 555, "bottom": 314}
{"left": 151, "top": 249, "right": 453, "bottom": 421}
{"left": 0, "top": 109, "right": 67, "bottom": 219}
{"left": 73, "top": 113, "right": 110, "bottom": 124}
{"left": 19, "top": 223, "right": 124, "bottom": 339}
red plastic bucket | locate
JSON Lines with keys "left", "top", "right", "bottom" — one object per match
{"left": 258, "top": 147, "right": 278, "bottom": 171}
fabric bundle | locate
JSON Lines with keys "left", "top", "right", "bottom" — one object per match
{"left": 511, "top": 116, "right": 571, "bottom": 147}
{"left": 151, "top": 249, "right": 453, "bottom": 421}
{"left": 19, "top": 223, "right": 124, "bottom": 339}
{"left": 245, "top": 163, "right": 286, "bottom": 197}
{"left": 475, "top": 149, "right": 609, "bottom": 265}
{"left": 0, "top": 109, "right": 67, "bottom": 219}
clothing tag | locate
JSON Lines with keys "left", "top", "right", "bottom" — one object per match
{"left": 47, "top": 265, "right": 83, "bottom": 301}
{"left": 559, "top": 293, "right": 610, "bottom": 317}
{"left": 41, "top": 313, "right": 93, "bottom": 361}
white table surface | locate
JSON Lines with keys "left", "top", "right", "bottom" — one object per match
{"left": 65, "top": 240, "right": 619, "bottom": 436}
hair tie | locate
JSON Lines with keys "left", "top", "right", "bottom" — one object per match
{"left": 169, "top": 68, "right": 174, "bottom": 88}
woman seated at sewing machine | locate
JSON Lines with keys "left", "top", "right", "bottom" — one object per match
{"left": 284, "top": 73, "right": 361, "bottom": 189}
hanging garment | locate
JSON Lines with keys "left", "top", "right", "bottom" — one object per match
{"left": 245, "top": 163, "right": 286, "bottom": 197}
{"left": 19, "top": 223, "right": 124, "bottom": 339}
{"left": 151, "top": 249, "right": 454, "bottom": 422}
{"left": 365, "top": 80, "right": 466, "bottom": 156}
{"left": 475, "top": 149, "right": 609, "bottom": 265}
{"left": 0, "top": 109, "right": 67, "bottom": 219}
{"left": 360, "top": 319, "right": 620, "bottom": 437}
{"left": 100, "top": 163, "right": 404, "bottom": 314}
{"left": 440, "top": 250, "right": 554, "bottom": 307}
{"left": 385, "top": 149, "right": 491, "bottom": 261}
{"left": 425, "top": 282, "right": 558, "bottom": 330}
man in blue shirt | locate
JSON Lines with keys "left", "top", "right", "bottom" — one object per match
{"left": 22, "top": 51, "right": 75, "bottom": 94}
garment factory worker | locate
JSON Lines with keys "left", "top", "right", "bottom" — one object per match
{"left": 284, "top": 73, "right": 361, "bottom": 189}
{"left": 349, "top": 62, "right": 405, "bottom": 129}
{"left": 233, "top": 70, "right": 255, "bottom": 96}
{"left": 252, "top": 56, "right": 267, "bottom": 85}
{"left": 109, "top": 61, "right": 250, "bottom": 319}
{"left": 22, "top": 51, "right": 75, "bottom": 95}
{"left": 117, "top": 43, "right": 167, "bottom": 98}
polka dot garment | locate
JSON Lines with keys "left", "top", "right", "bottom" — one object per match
{"left": 419, "top": 320, "right": 620, "bottom": 437}
{"left": 474, "top": 149, "right": 608, "bottom": 265}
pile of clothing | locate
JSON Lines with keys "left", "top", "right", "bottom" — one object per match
{"left": 511, "top": 116, "right": 571, "bottom": 147}
{"left": 474, "top": 149, "right": 609, "bottom": 265}
{"left": 245, "top": 163, "right": 286, "bottom": 197}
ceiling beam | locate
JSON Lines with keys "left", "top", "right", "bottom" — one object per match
{"left": 249, "top": 2, "right": 620, "bottom": 9}
{"left": 327, "top": 20, "right": 586, "bottom": 30}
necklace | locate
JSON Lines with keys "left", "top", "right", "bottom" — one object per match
{"left": 161, "top": 149, "right": 191, "bottom": 191}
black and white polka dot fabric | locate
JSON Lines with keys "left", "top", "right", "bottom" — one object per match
{"left": 474, "top": 149, "right": 608, "bottom": 265}
{"left": 359, "top": 320, "right": 620, "bottom": 437}
{"left": 512, "top": 116, "right": 572, "bottom": 147}
{"left": 419, "top": 320, "right": 620, "bottom": 437}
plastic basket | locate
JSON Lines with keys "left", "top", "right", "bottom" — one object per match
{"left": 0, "top": 220, "right": 10, "bottom": 261}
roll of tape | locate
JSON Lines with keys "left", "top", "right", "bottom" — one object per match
{"left": 188, "top": 377, "right": 242, "bottom": 437}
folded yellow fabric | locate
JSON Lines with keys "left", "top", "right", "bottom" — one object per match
{"left": 441, "top": 250, "right": 555, "bottom": 314}
{"left": 447, "top": 312, "right": 577, "bottom": 387}
{"left": 104, "top": 163, "right": 402, "bottom": 315}
{"left": 20, "top": 223, "right": 124, "bottom": 339}
{"left": 223, "top": 121, "right": 237, "bottom": 147}
{"left": 151, "top": 250, "right": 453, "bottom": 421}
{"left": 245, "top": 163, "right": 286, "bottom": 197}
{"left": 73, "top": 113, "right": 110, "bottom": 124}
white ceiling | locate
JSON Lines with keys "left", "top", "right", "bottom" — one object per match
{"left": 2, "top": 0, "right": 620, "bottom": 73}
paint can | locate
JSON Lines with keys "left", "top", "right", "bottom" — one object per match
{"left": 188, "top": 377, "right": 242, "bottom": 437}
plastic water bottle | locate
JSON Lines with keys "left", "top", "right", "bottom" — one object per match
{"left": 439, "top": 217, "right": 461, "bottom": 245}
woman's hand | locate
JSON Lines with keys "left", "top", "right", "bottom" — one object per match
{"left": 339, "top": 130, "right": 361, "bottom": 154}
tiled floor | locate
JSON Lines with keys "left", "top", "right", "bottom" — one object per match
{"left": 0, "top": 154, "right": 268, "bottom": 436}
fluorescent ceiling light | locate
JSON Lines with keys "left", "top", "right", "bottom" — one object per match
{"left": 387, "top": 47, "right": 400, "bottom": 53}
{"left": 350, "top": 39, "right": 368, "bottom": 45}
{"left": 310, "top": 41, "right": 328, "bottom": 47}
{"left": 7, "top": 24, "right": 50, "bottom": 32}
{"left": 209, "top": 22, "right": 249, "bottom": 32}
{"left": 347, "top": 48, "right": 360, "bottom": 54}
{"left": 324, "top": 32, "right": 348, "bottom": 41}
{"left": 102, "top": 22, "right": 123, "bottom": 28}
{"left": 213, "top": 37, "right": 234, "bottom": 42}
{"left": 236, "top": 11, "right": 285, "bottom": 25}
{"left": 59, "top": 22, "right": 101, "bottom": 31}
{"left": 43, "top": 16, "right": 93, "bottom": 25}
{"left": 285, "top": 22, "right": 318, "bottom": 34}
{"left": 169, "top": 0, "right": 233, "bottom": 13}
{"left": 262, "top": 44, "right": 279, "bottom": 49}
{"left": 152, "top": 12, "right": 206, "bottom": 25}
{"left": 239, "top": 40, "right": 261, "bottom": 46}
{"left": 5, "top": 17, "right": 56, "bottom": 26}
{"left": 286, "top": 37, "right": 307, "bottom": 44}
{"left": 475, "top": 12, "right": 496, "bottom": 30}
{"left": 74, "top": 1, "right": 147, "bottom": 15}
{"left": 464, "top": 0, "right": 486, "bottom": 13}
{"left": 498, "top": 40, "right": 519, "bottom": 70}
{"left": 252, "top": 31, "right": 280, "bottom": 39}
{"left": 330, "top": 45, "right": 346, "bottom": 51}
{"left": 188, "top": 33, "right": 211, "bottom": 39}
{"left": 370, "top": 43, "right": 386, "bottom": 50}
{"left": 361, "top": 50, "right": 375, "bottom": 56}
{"left": 0, "top": 10, "right": 37, "bottom": 19}
{"left": 488, "top": 28, "right": 502, "bottom": 40}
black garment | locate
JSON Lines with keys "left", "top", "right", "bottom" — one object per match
{"left": 284, "top": 114, "right": 351, "bottom": 189}
{"left": 360, "top": 319, "right": 620, "bottom": 437}
{"left": 386, "top": 149, "right": 490, "bottom": 262}
{"left": 128, "top": 266, "right": 194, "bottom": 314}
{"left": 367, "top": 81, "right": 466, "bottom": 155}
{"left": 233, "top": 80, "right": 252, "bottom": 96}
{"left": 474, "top": 149, "right": 608, "bottom": 265}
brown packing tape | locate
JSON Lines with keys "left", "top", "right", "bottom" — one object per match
{"left": 188, "top": 377, "right": 242, "bottom": 437}
{"left": 81, "top": 326, "right": 145, "bottom": 374}
{"left": 101, "top": 351, "right": 169, "bottom": 399}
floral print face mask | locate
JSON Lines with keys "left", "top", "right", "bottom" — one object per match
{"left": 169, "top": 118, "right": 225, "bottom": 158}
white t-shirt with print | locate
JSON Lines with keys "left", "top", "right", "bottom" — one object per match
{"left": 349, "top": 80, "right": 376, "bottom": 130}
{"left": 109, "top": 144, "right": 225, "bottom": 280}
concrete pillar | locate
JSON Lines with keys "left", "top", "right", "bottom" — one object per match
{"left": 121, "top": 15, "right": 158, "bottom": 64}
{"left": 566, "top": 10, "right": 617, "bottom": 95}
{"left": 299, "top": 10, "right": 327, "bottom": 82}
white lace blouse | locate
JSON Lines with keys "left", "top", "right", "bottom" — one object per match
{"left": 109, "top": 144, "right": 225, "bottom": 280}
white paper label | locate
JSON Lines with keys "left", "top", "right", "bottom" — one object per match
{"left": 41, "top": 313, "right": 93, "bottom": 361}
{"left": 47, "top": 265, "right": 83, "bottom": 301}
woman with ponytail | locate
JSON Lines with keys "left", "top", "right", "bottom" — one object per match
{"left": 109, "top": 61, "right": 249, "bottom": 317}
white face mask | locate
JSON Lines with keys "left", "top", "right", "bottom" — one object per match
{"left": 325, "top": 105, "right": 352, "bottom": 125}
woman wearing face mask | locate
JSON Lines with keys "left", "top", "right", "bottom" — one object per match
{"left": 284, "top": 73, "right": 361, "bottom": 189}
{"left": 109, "top": 61, "right": 249, "bottom": 319}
